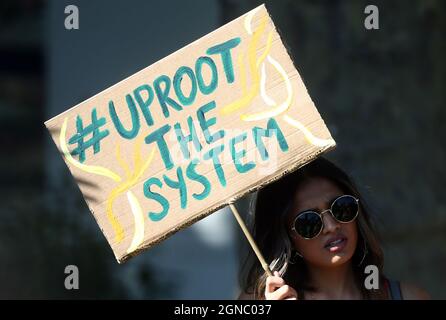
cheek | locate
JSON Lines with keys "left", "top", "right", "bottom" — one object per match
{"left": 291, "top": 222, "right": 359, "bottom": 265}
{"left": 343, "top": 221, "right": 358, "bottom": 250}
{"left": 292, "top": 236, "right": 322, "bottom": 258}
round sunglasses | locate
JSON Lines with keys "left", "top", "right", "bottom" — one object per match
{"left": 291, "top": 195, "right": 359, "bottom": 239}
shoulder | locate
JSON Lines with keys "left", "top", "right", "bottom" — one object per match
{"left": 399, "top": 282, "right": 430, "bottom": 300}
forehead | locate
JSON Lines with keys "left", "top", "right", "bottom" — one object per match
{"left": 292, "top": 177, "right": 344, "bottom": 212}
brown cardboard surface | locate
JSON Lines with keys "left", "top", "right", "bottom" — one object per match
{"left": 45, "top": 4, "right": 336, "bottom": 263}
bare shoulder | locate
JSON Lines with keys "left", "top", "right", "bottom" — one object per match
{"left": 400, "top": 282, "right": 431, "bottom": 300}
{"left": 237, "top": 291, "right": 256, "bottom": 300}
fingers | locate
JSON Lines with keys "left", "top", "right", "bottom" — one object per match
{"left": 271, "top": 284, "right": 298, "bottom": 300}
{"left": 266, "top": 271, "right": 285, "bottom": 293}
{"left": 265, "top": 271, "right": 298, "bottom": 300}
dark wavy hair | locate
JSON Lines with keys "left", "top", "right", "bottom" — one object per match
{"left": 240, "top": 157, "right": 388, "bottom": 299}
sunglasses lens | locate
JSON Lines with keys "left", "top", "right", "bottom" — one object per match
{"left": 294, "top": 212, "right": 322, "bottom": 239}
{"left": 332, "top": 195, "right": 358, "bottom": 222}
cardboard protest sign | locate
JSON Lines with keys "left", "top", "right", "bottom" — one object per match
{"left": 45, "top": 4, "right": 336, "bottom": 263}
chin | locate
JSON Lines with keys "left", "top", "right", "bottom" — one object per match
{"left": 329, "top": 253, "right": 351, "bottom": 265}
{"left": 319, "top": 250, "right": 355, "bottom": 267}
{"left": 303, "top": 241, "right": 357, "bottom": 268}
{"left": 306, "top": 251, "right": 354, "bottom": 268}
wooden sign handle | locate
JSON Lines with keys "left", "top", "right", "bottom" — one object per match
{"left": 229, "top": 203, "right": 273, "bottom": 277}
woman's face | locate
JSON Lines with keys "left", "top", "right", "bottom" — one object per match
{"left": 286, "top": 177, "right": 358, "bottom": 268}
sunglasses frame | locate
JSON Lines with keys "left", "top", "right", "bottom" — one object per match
{"left": 291, "top": 195, "right": 360, "bottom": 240}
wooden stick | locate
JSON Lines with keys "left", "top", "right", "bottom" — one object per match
{"left": 229, "top": 202, "right": 272, "bottom": 277}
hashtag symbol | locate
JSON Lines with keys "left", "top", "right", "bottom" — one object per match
{"left": 68, "top": 108, "right": 109, "bottom": 163}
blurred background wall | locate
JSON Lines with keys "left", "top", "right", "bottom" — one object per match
{"left": 0, "top": 0, "right": 445, "bottom": 299}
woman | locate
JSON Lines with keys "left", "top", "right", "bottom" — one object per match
{"left": 238, "top": 157, "right": 429, "bottom": 300}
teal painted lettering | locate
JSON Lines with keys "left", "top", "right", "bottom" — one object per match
{"left": 197, "top": 101, "right": 225, "bottom": 144}
{"left": 145, "top": 124, "right": 174, "bottom": 170}
{"left": 108, "top": 95, "right": 140, "bottom": 139}
{"left": 68, "top": 108, "right": 109, "bottom": 163}
{"left": 203, "top": 144, "right": 226, "bottom": 187}
{"left": 230, "top": 132, "right": 256, "bottom": 173}
{"left": 173, "top": 66, "right": 197, "bottom": 106}
{"left": 252, "top": 118, "right": 289, "bottom": 160}
{"left": 195, "top": 56, "right": 218, "bottom": 95}
{"left": 154, "top": 74, "right": 183, "bottom": 118}
{"left": 206, "top": 37, "right": 241, "bottom": 84}
{"left": 173, "top": 116, "right": 202, "bottom": 159}
{"left": 144, "top": 177, "right": 169, "bottom": 222}
{"left": 186, "top": 158, "right": 211, "bottom": 201}
{"left": 134, "top": 84, "right": 154, "bottom": 126}
{"left": 163, "top": 166, "right": 187, "bottom": 209}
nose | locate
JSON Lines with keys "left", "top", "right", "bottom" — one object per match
{"left": 321, "top": 210, "right": 340, "bottom": 234}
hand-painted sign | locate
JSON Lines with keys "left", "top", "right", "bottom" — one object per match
{"left": 45, "top": 4, "right": 336, "bottom": 263}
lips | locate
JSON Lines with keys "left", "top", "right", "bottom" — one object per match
{"left": 324, "top": 235, "right": 348, "bottom": 253}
